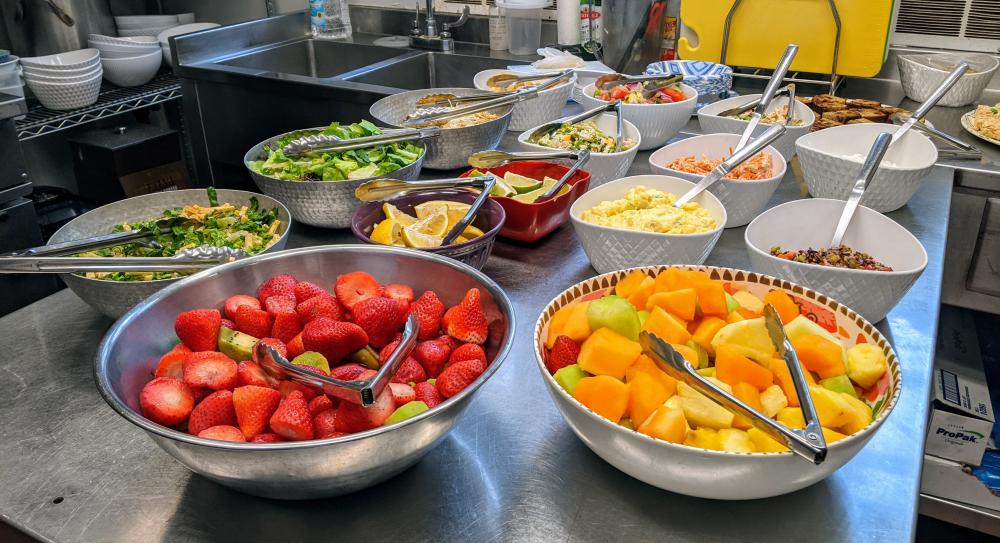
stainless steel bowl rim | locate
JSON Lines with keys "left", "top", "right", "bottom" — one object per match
{"left": 95, "top": 244, "right": 517, "bottom": 450}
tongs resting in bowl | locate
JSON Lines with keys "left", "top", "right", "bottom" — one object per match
{"left": 467, "top": 149, "right": 591, "bottom": 203}
{"left": 527, "top": 100, "right": 624, "bottom": 152}
{"left": 640, "top": 304, "right": 827, "bottom": 464}
{"left": 731, "top": 44, "right": 799, "bottom": 153}
{"left": 594, "top": 73, "right": 683, "bottom": 91}
{"left": 281, "top": 127, "right": 442, "bottom": 157}
{"left": 717, "top": 83, "right": 798, "bottom": 127}
{"left": 0, "top": 245, "right": 247, "bottom": 274}
{"left": 486, "top": 70, "right": 571, "bottom": 91}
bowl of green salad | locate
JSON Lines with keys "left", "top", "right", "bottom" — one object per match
{"left": 47, "top": 188, "right": 290, "bottom": 319}
{"left": 245, "top": 121, "right": 426, "bottom": 228}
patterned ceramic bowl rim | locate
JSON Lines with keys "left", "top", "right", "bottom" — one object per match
{"left": 533, "top": 264, "right": 902, "bottom": 458}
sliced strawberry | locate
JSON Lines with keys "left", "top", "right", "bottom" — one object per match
{"left": 436, "top": 358, "right": 486, "bottom": 398}
{"left": 237, "top": 361, "right": 274, "bottom": 388}
{"left": 233, "top": 385, "right": 282, "bottom": 439}
{"left": 170, "top": 343, "right": 191, "bottom": 354}
{"left": 437, "top": 334, "right": 460, "bottom": 352}
{"left": 308, "top": 395, "right": 335, "bottom": 416}
{"left": 287, "top": 333, "right": 305, "bottom": 359}
{"left": 264, "top": 294, "right": 297, "bottom": 316}
{"left": 258, "top": 274, "right": 297, "bottom": 304}
{"left": 294, "top": 281, "right": 328, "bottom": 303}
{"left": 546, "top": 336, "right": 580, "bottom": 375}
{"left": 249, "top": 433, "right": 284, "bottom": 443}
{"left": 413, "top": 340, "right": 450, "bottom": 378}
{"left": 389, "top": 382, "right": 416, "bottom": 405}
{"left": 329, "top": 363, "right": 370, "bottom": 382}
{"left": 414, "top": 381, "right": 444, "bottom": 408}
{"left": 334, "top": 271, "right": 380, "bottom": 310}
{"left": 391, "top": 356, "right": 427, "bottom": 384}
{"left": 449, "top": 343, "right": 487, "bottom": 367}
{"left": 352, "top": 296, "right": 406, "bottom": 349}
{"left": 335, "top": 390, "right": 395, "bottom": 433}
{"left": 444, "top": 288, "right": 488, "bottom": 344}
{"left": 183, "top": 351, "right": 238, "bottom": 391}
{"left": 174, "top": 309, "right": 222, "bottom": 352}
{"left": 235, "top": 306, "right": 272, "bottom": 339}
{"left": 269, "top": 390, "right": 314, "bottom": 441}
{"left": 295, "top": 295, "right": 344, "bottom": 324}
{"left": 301, "top": 317, "right": 368, "bottom": 364}
{"left": 224, "top": 294, "right": 261, "bottom": 320}
{"left": 313, "top": 409, "right": 338, "bottom": 438}
{"left": 188, "top": 390, "right": 237, "bottom": 436}
{"left": 277, "top": 380, "right": 320, "bottom": 401}
{"left": 383, "top": 284, "right": 414, "bottom": 312}
{"left": 155, "top": 349, "right": 187, "bottom": 379}
{"left": 270, "top": 311, "right": 302, "bottom": 343}
{"left": 140, "top": 377, "right": 195, "bottom": 426}
{"left": 410, "top": 291, "right": 445, "bottom": 340}
{"left": 294, "top": 364, "right": 329, "bottom": 376}
{"left": 379, "top": 339, "right": 400, "bottom": 364}
{"left": 197, "top": 425, "right": 246, "bottom": 442}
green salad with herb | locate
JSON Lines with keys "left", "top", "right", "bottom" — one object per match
{"left": 81, "top": 188, "right": 283, "bottom": 282}
{"left": 248, "top": 120, "right": 424, "bottom": 182}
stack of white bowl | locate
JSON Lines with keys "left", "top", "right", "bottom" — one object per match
{"left": 114, "top": 15, "right": 181, "bottom": 38}
{"left": 21, "top": 49, "right": 102, "bottom": 110}
{"left": 0, "top": 52, "right": 23, "bottom": 98}
{"left": 157, "top": 23, "right": 220, "bottom": 68}
{"left": 88, "top": 35, "right": 162, "bottom": 87}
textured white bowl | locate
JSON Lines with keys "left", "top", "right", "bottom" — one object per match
{"left": 517, "top": 113, "right": 641, "bottom": 187}
{"left": 88, "top": 34, "right": 159, "bottom": 45}
{"left": 697, "top": 93, "right": 815, "bottom": 161}
{"left": 534, "top": 264, "right": 902, "bottom": 499}
{"left": 648, "top": 133, "right": 786, "bottom": 228}
{"left": 27, "top": 70, "right": 103, "bottom": 110}
{"left": 795, "top": 123, "right": 937, "bottom": 213}
{"left": 571, "top": 69, "right": 611, "bottom": 104}
{"left": 576, "top": 82, "right": 698, "bottom": 150}
{"left": 101, "top": 50, "right": 161, "bottom": 87}
{"left": 118, "top": 28, "right": 174, "bottom": 38}
{"left": 473, "top": 69, "right": 576, "bottom": 131}
{"left": 569, "top": 174, "right": 726, "bottom": 273}
{"left": 898, "top": 53, "right": 999, "bottom": 108}
{"left": 115, "top": 14, "right": 179, "bottom": 26}
{"left": 20, "top": 48, "right": 100, "bottom": 71}
{"left": 89, "top": 40, "right": 160, "bottom": 55}
{"left": 745, "top": 198, "right": 927, "bottom": 323}
{"left": 23, "top": 65, "right": 102, "bottom": 84}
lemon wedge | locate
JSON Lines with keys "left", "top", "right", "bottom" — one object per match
{"left": 401, "top": 227, "right": 443, "bottom": 248}
{"left": 383, "top": 203, "right": 417, "bottom": 227}
{"left": 409, "top": 210, "right": 448, "bottom": 238}
{"left": 413, "top": 201, "right": 450, "bottom": 221}
{"left": 462, "top": 224, "right": 485, "bottom": 239}
{"left": 370, "top": 218, "right": 402, "bottom": 246}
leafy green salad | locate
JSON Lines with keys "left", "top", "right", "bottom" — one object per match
{"left": 248, "top": 120, "right": 424, "bottom": 182}
{"left": 82, "top": 188, "right": 283, "bottom": 282}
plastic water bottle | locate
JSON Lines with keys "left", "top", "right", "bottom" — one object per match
{"left": 310, "top": 0, "right": 352, "bottom": 40}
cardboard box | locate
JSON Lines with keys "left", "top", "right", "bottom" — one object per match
{"left": 925, "top": 306, "right": 995, "bottom": 466}
{"left": 921, "top": 454, "right": 1000, "bottom": 514}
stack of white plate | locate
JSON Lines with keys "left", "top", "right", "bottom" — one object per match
{"left": 88, "top": 34, "right": 162, "bottom": 87}
{"left": 114, "top": 15, "right": 180, "bottom": 38}
{"left": 157, "top": 23, "right": 220, "bottom": 68}
{"left": 0, "top": 54, "right": 24, "bottom": 98}
{"left": 21, "top": 49, "right": 102, "bottom": 110}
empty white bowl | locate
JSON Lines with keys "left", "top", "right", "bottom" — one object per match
{"left": 26, "top": 70, "right": 103, "bottom": 110}
{"left": 648, "top": 133, "right": 786, "bottom": 228}
{"left": 745, "top": 198, "right": 928, "bottom": 323}
{"left": 517, "top": 113, "right": 641, "bottom": 187}
{"left": 569, "top": 174, "right": 726, "bottom": 273}
{"left": 20, "top": 48, "right": 100, "bottom": 71}
{"left": 473, "top": 69, "right": 576, "bottom": 131}
{"left": 697, "top": 93, "right": 815, "bottom": 161}
{"left": 898, "top": 53, "right": 999, "bottom": 108}
{"left": 23, "top": 65, "right": 102, "bottom": 84}
{"left": 101, "top": 50, "right": 162, "bottom": 87}
{"left": 795, "top": 123, "right": 937, "bottom": 213}
{"left": 576, "top": 82, "right": 698, "bottom": 150}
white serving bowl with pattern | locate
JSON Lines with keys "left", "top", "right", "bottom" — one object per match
{"left": 23, "top": 64, "right": 102, "bottom": 84}
{"left": 473, "top": 69, "right": 576, "bottom": 131}
{"left": 898, "top": 53, "right": 998, "bottom": 108}
{"left": 648, "top": 133, "right": 785, "bottom": 228}
{"left": 795, "top": 123, "right": 937, "bottom": 213}
{"left": 20, "top": 48, "right": 100, "bottom": 71}
{"left": 697, "top": 94, "right": 815, "bottom": 161}
{"left": 569, "top": 174, "right": 726, "bottom": 273}
{"left": 533, "top": 264, "right": 902, "bottom": 499}
{"left": 25, "top": 70, "right": 103, "bottom": 110}
{"left": 745, "top": 198, "right": 927, "bottom": 323}
{"left": 517, "top": 113, "right": 641, "bottom": 187}
{"left": 576, "top": 82, "right": 698, "bottom": 150}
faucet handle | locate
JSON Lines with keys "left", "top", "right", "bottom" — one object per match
{"left": 442, "top": 5, "right": 470, "bottom": 36}
{"left": 411, "top": 1, "right": 422, "bottom": 35}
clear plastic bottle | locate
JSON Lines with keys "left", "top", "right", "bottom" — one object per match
{"left": 310, "top": 0, "right": 353, "bottom": 40}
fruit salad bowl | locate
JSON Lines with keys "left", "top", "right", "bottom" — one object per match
{"left": 533, "top": 265, "right": 901, "bottom": 500}
{"left": 96, "top": 245, "right": 516, "bottom": 499}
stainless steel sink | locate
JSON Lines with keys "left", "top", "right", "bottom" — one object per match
{"left": 342, "top": 52, "right": 524, "bottom": 89}
{"left": 217, "top": 39, "right": 406, "bottom": 79}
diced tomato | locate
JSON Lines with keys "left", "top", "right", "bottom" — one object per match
{"left": 662, "top": 87, "right": 686, "bottom": 102}
{"left": 610, "top": 86, "right": 629, "bottom": 101}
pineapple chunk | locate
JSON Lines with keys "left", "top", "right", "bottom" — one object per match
{"left": 759, "top": 385, "right": 788, "bottom": 417}
{"left": 776, "top": 406, "right": 805, "bottom": 429}
{"left": 664, "top": 395, "right": 684, "bottom": 411}
{"left": 808, "top": 385, "right": 852, "bottom": 428}
{"left": 747, "top": 427, "right": 789, "bottom": 452}
{"left": 685, "top": 427, "right": 721, "bottom": 450}
{"left": 696, "top": 367, "right": 716, "bottom": 378}
{"left": 706, "top": 377, "right": 732, "bottom": 394}
{"left": 732, "top": 290, "right": 764, "bottom": 314}
{"left": 710, "top": 317, "right": 775, "bottom": 364}
{"left": 676, "top": 382, "right": 734, "bottom": 429}
{"left": 846, "top": 344, "right": 888, "bottom": 389}
{"left": 717, "top": 428, "right": 756, "bottom": 453}
{"left": 823, "top": 427, "right": 848, "bottom": 443}
{"left": 838, "top": 393, "right": 874, "bottom": 435}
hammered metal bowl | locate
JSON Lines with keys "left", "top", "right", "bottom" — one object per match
{"left": 95, "top": 245, "right": 516, "bottom": 499}
{"left": 369, "top": 88, "right": 513, "bottom": 170}
{"left": 48, "top": 189, "right": 291, "bottom": 319}
{"left": 244, "top": 127, "right": 425, "bottom": 229}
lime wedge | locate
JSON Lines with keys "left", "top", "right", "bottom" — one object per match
{"left": 504, "top": 171, "right": 544, "bottom": 194}
{"left": 512, "top": 183, "right": 570, "bottom": 204}
{"left": 490, "top": 179, "right": 517, "bottom": 197}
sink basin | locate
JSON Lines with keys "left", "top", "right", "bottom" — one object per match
{"left": 218, "top": 40, "right": 406, "bottom": 79}
{"left": 344, "top": 52, "right": 523, "bottom": 89}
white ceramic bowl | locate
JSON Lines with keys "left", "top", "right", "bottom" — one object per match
{"left": 697, "top": 94, "right": 815, "bottom": 161}
{"left": 473, "top": 69, "right": 576, "bottom": 131}
{"left": 101, "top": 50, "right": 161, "bottom": 87}
{"left": 20, "top": 48, "right": 100, "bottom": 71}
{"left": 89, "top": 40, "right": 160, "bottom": 55}
{"left": 115, "top": 15, "right": 179, "bottom": 26}
{"left": 119, "top": 27, "right": 175, "bottom": 37}
{"left": 571, "top": 69, "right": 612, "bottom": 104}
{"left": 1, "top": 83, "right": 25, "bottom": 99}
{"left": 576, "top": 82, "right": 698, "bottom": 150}
{"left": 795, "top": 123, "right": 937, "bottom": 213}
{"left": 533, "top": 264, "right": 902, "bottom": 499}
{"left": 22, "top": 61, "right": 101, "bottom": 78}
{"left": 0, "top": 55, "right": 19, "bottom": 76}
{"left": 88, "top": 34, "right": 159, "bottom": 45}
{"left": 745, "top": 198, "right": 927, "bottom": 323}
{"left": 157, "top": 23, "right": 220, "bottom": 44}
{"left": 569, "top": 175, "right": 726, "bottom": 273}
{"left": 176, "top": 13, "right": 195, "bottom": 24}
{"left": 898, "top": 53, "right": 999, "bottom": 108}
{"left": 23, "top": 65, "right": 102, "bottom": 84}
{"left": 517, "top": 113, "right": 641, "bottom": 187}
{"left": 26, "top": 70, "right": 103, "bottom": 110}
{"left": 648, "top": 133, "right": 786, "bottom": 228}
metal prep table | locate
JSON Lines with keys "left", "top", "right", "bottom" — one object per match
{"left": 0, "top": 127, "right": 951, "bottom": 542}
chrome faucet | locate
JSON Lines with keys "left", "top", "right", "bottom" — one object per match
{"left": 409, "top": 1, "right": 469, "bottom": 51}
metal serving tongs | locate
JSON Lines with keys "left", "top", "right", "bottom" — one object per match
{"left": 891, "top": 62, "right": 970, "bottom": 147}
{"left": 355, "top": 175, "right": 496, "bottom": 246}
{"left": 527, "top": 100, "right": 624, "bottom": 152}
{"left": 717, "top": 83, "right": 798, "bottom": 126}
{"left": 281, "top": 127, "right": 442, "bottom": 157}
{"left": 257, "top": 314, "right": 419, "bottom": 407}
{"left": 639, "top": 305, "right": 827, "bottom": 464}
{"left": 732, "top": 44, "right": 799, "bottom": 153}
{"left": 888, "top": 112, "right": 980, "bottom": 160}
{"left": 594, "top": 73, "right": 683, "bottom": 91}
{"left": 5, "top": 217, "right": 188, "bottom": 258}
{"left": 673, "top": 123, "right": 786, "bottom": 208}
{"left": 829, "top": 132, "right": 892, "bottom": 248}
{"left": 419, "top": 69, "right": 575, "bottom": 107}
{"left": 486, "top": 70, "right": 574, "bottom": 91}
{"left": 467, "top": 149, "right": 592, "bottom": 203}
{"left": 0, "top": 246, "right": 247, "bottom": 274}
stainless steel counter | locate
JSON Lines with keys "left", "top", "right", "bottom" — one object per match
{"left": 0, "top": 128, "right": 952, "bottom": 542}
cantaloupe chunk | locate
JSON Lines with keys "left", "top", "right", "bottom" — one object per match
{"left": 615, "top": 270, "right": 649, "bottom": 299}
{"left": 763, "top": 289, "right": 800, "bottom": 324}
{"left": 637, "top": 405, "right": 687, "bottom": 443}
{"left": 747, "top": 427, "right": 789, "bottom": 452}
{"left": 732, "top": 381, "right": 763, "bottom": 430}
{"left": 717, "top": 428, "right": 756, "bottom": 452}
{"left": 578, "top": 327, "right": 641, "bottom": 379}
{"left": 793, "top": 335, "right": 846, "bottom": 379}
{"left": 561, "top": 301, "right": 592, "bottom": 343}
{"left": 625, "top": 354, "right": 677, "bottom": 394}
{"left": 654, "top": 268, "right": 711, "bottom": 292}
{"left": 641, "top": 306, "right": 692, "bottom": 345}
{"left": 671, "top": 343, "right": 699, "bottom": 367}
{"left": 627, "top": 371, "right": 672, "bottom": 427}
{"left": 767, "top": 358, "right": 816, "bottom": 407}
{"left": 676, "top": 382, "right": 734, "bottom": 429}
{"left": 573, "top": 375, "right": 629, "bottom": 422}
{"left": 626, "top": 277, "right": 655, "bottom": 311}
{"left": 838, "top": 393, "right": 874, "bottom": 435}
{"left": 646, "top": 288, "right": 697, "bottom": 321}
{"left": 715, "top": 344, "right": 775, "bottom": 391}
{"left": 546, "top": 304, "right": 574, "bottom": 349}
{"left": 808, "top": 385, "right": 852, "bottom": 428}
{"left": 691, "top": 316, "right": 728, "bottom": 356}
{"left": 694, "top": 281, "right": 728, "bottom": 317}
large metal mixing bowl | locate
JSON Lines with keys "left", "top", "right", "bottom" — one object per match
{"left": 48, "top": 189, "right": 291, "bottom": 319}
{"left": 95, "top": 245, "right": 516, "bottom": 499}
{"left": 369, "top": 88, "right": 513, "bottom": 170}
